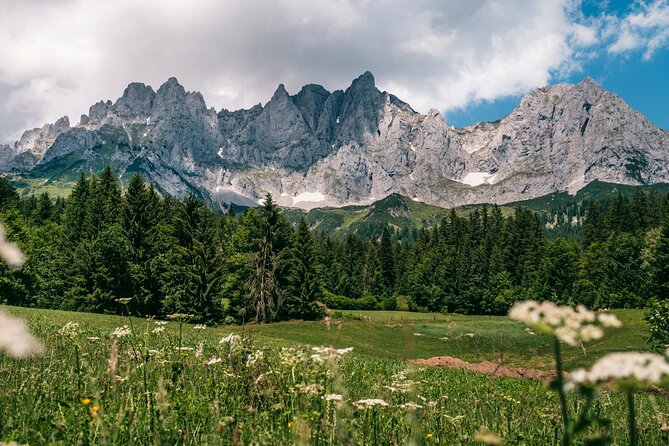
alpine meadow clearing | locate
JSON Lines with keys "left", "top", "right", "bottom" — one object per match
{"left": 2, "top": 305, "right": 669, "bottom": 445}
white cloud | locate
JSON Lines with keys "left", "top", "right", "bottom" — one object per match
{"left": 604, "top": 0, "right": 669, "bottom": 59}
{"left": 0, "top": 0, "right": 665, "bottom": 143}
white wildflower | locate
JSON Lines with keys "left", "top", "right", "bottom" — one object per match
{"left": 195, "top": 342, "right": 204, "bottom": 357}
{"left": 310, "top": 346, "right": 353, "bottom": 362}
{"left": 111, "top": 325, "right": 132, "bottom": 338}
{"left": 116, "top": 298, "right": 132, "bottom": 305}
{"left": 206, "top": 357, "right": 222, "bottom": 365}
{"left": 565, "top": 352, "right": 669, "bottom": 390}
{"left": 193, "top": 324, "right": 207, "bottom": 330}
{"left": 413, "top": 332, "right": 423, "bottom": 337}
{"left": 0, "top": 225, "right": 25, "bottom": 269}
{"left": 155, "top": 321, "right": 168, "bottom": 326}
{"left": 399, "top": 402, "right": 423, "bottom": 410}
{"left": 151, "top": 326, "right": 165, "bottom": 334}
{"left": 294, "top": 383, "right": 323, "bottom": 395}
{"left": 509, "top": 300, "right": 621, "bottom": 346}
{"left": 353, "top": 398, "right": 389, "bottom": 409}
{"left": 0, "top": 311, "right": 44, "bottom": 358}
{"left": 246, "top": 350, "right": 264, "bottom": 367}
{"left": 280, "top": 347, "right": 307, "bottom": 366}
{"left": 58, "top": 321, "right": 80, "bottom": 338}
{"left": 598, "top": 313, "right": 622, "bottom": 328}
{"left": 219, "top": 333, "right": 241, "bottom": 345}
{"left": 175, "top": 346, "right": 194, "bottom": 352}
{"left": 87, "top": 336, "right": 100, "bottom": 341}
{"left": 324, "top": 393, "right": 343, "bottom": 401}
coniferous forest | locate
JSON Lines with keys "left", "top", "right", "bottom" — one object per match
{"left": 1, "top": 167, "right": 668, "bottom": 323}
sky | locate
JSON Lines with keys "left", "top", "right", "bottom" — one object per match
{"left": 0, "top": 0, "right": 668, "bottom": 144}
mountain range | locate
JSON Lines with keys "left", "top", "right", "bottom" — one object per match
{"left": 1, "top": 72, "right": 668, "bottom": 210}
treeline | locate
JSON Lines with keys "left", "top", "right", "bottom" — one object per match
{"left": 1, "top": 169, "right": 668, "bottom": 321}
{"left": 0, "top": 168, "right": 323, "bottom": 324}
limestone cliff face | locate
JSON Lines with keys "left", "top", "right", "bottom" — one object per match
{"left": 3, "top": 73, "right": 668, "bottom": 209}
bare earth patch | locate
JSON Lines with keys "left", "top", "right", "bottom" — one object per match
{"left": 409, "top": 356, "right": 555, "bottom": 380}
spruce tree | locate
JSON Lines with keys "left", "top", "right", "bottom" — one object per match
{"left": 284, "top": 218, "right": 323, "bottom": 320}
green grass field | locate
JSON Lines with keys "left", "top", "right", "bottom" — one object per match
{"left": 0, "top": 306, "right": 666, "bottom": 444}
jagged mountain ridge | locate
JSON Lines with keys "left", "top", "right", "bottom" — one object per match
{"left": 2, "top": 72, "right": 668, "bottom": 209}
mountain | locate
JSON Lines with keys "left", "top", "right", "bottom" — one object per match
{"left": 2, "top": 72, "right": 668, "bottom": 210}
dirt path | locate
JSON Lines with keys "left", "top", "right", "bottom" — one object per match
{"left": 409, "top": 356, "right": 555, "bottom": 380}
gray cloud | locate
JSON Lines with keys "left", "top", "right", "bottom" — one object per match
{"left": 0, "top": 0, "right": 666, "bottom": 143}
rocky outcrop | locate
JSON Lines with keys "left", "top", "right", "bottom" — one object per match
{"left": 2, "top": 73, "right": 668, "bottom": 209}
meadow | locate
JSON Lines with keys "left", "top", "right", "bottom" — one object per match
{"left": 1, "top": 305, "right": 668, "bottom": 445}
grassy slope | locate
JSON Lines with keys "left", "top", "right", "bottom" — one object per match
{"left": 4, "top": 306, "right": 649, "bottom": 371}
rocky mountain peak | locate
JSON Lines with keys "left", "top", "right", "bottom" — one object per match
{"left": 115, "top": 82, "right": 155, "bottom": 118}
{"left": 347, "top": 71, "right": 376, "bottom": 94}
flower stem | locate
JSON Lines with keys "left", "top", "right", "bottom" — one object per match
{"left": 627, "top": 390, "right": 638, "bottom": 446}
{"left": 553, "top": 336, "right": 571, "bottom": 446}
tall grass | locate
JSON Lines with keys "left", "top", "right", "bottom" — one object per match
{"left": 0, "top": 308, "right": 668, "bottom": 444}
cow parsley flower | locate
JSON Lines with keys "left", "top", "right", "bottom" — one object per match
{"left": 0, "top": 311, "right": 44, "bottom": 358}
{"left": 193, "top": 324, "right": 207, "bottom": 330}
{"left": 111, "top": 325, "right": 132, "bottom": 338}
{"left": 206, "top": 357, "right": 222, "bottom": 365}
{"left": 324, "top": 393, "right": 343, "bottom": 401}
{"left": 353, "top": 399, "right": 389, "bottom": 409}
{"left": 58, "top": 321, "right": 80, "bottom": 338}
{"left": 566, "top": 352, "right": 669, "bottom": 390}
{"left": 508, "top": 301, "right": 621, "bottom": 346}
{"left": 219, "top": 333, "right": 241, "bottom": 345}
{"left": 310, "top": 346, "right": 353, "bottom": 362}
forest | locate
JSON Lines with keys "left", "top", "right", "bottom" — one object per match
{"left": 1, "top": 167, "right": 668, "bottom": 323}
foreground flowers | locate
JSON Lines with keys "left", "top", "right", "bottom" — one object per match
{"left": 568, "top": 352, "right": 669, "bottom": 388}
{"left": 509, "top": 301, "right": 621, "bottom": 346}
{"left": 0, "top": 311, "right": 44, "bottom": 358}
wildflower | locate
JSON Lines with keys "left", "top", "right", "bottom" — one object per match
{"left": 0, "top": 311, "right": 44, "bottom": 358}
{"left": 175, "top": 346, "right": 194, "bottom": 352}
{"left": 399, "top": 402, "right": 423, "bottom": 410}
{"left": 509, "top": 301, "right": 621, "bottom": 346}
{"left": 193, "top": 324, "right": 207, "bottom": 330}
{"left": 566, "top": 352, "right": 669, "bottom": 390}
{"left": 246, "top": 350, "right": 264, "bottom": 367}
{"left": 167, "top": 313, "right": 194, "bottom": 321}
{"left": 116, "top": 298, "right": 132, "bottom": 305}
{"left": 58, "top": 321, "right": 80, "bottom": 338}
{"left": 352, "top": 398, "right": 389, "bottom": 409}
{"left": 426, "top": 433, "right": 433, "bottom": 439}
{"left": 413, "top": 332, "right": 423, "bottom": 336}
{"left": 155, "top": 321, "right": 167, "bottom": 326}
{"left": 111, "top": 325, "right": 132, "bottom": 338}
{"left": 207, "top": 357, "right": 222, "bottom": 365}
{"left": 310, "top": 346, "right": 353, "bottom": 362}
{"left": 195, "top": 342, "right": 204, "bottom": 357}
{"left": 219, "top": 333, "right": 241, "bottom": 345}
{"left": 280, "top": 347, "right": 308, "bottom": 366}
{"left": 81, "top": 398, "right": 91, "bottom": 405}
{"left": 524, "top": 327, "right": 536, "bottom": 335}
{"left": 324, "top": 393, "right": 343, "bottom": 401}
{"left": 91, "top": 405, "right": 100, "bottom": 414}
{"left": 0, "top": 224, "right": 25, "bottom": 269}
{"left": 87, "top": 336, "right": 100, "bottom": 341}
{"left": 116, "top": 375, "right": 129, "bottom": 382}
{"left": 151, "top": 326, "right": 165, "bottom": 334}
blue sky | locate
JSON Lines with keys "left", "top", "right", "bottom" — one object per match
{"left": 1, "top": 0, "right": 668, "bottom": 142}
{"left": 448, "top": 0, "right": 669, "bottom": 129}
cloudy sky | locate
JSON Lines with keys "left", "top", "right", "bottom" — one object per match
{"left": 1, "top": 0, "right": 668, "bottom": 143}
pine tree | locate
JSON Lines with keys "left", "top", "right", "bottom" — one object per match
{"left": 284, "top": 218, "right": 323, "bottom": 320}
{"left": 123, "top": 174, "right": 161, "bottom": 315}
{"left": 162, "top": 195, "right": 224, "bottom": 323}
{"left": 378, "top": 226, "right": 396, "bottom": 296}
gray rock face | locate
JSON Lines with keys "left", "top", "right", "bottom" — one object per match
{"left": 3, "top": 74, "right": 668, "bottom": 209}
